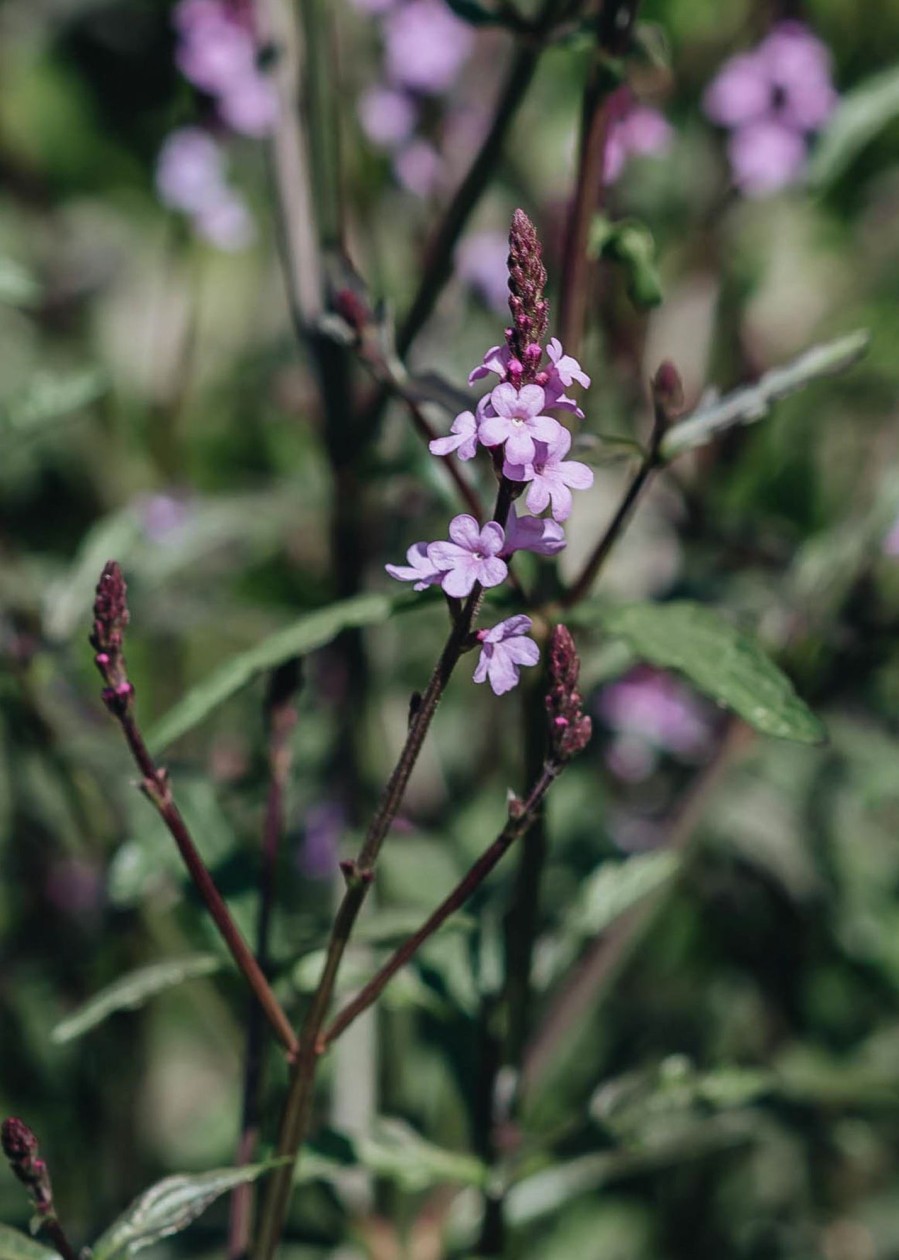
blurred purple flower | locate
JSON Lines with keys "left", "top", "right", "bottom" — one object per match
{"left": 136, "top": 493, "right": 192, "bottom": 542}
{"left": 173, "top": 0, "right": 276, "bottom": 137}
{"left": 45, "top": 858, "right": 103, "bottom": 916}
{"left": 473, "top": 615, "right": 540, "bottom": 696}
{"left": 384, "top": 0, "right": 474, "bottom": 94}
{"left": 501, "top": 507, "right": 566, "bottom": 557}
{"left": 427, "top": 514, "right": 507, "bottom": 597}
{"left": 604, "top": 93, "right": 673, "bottom": 184}
{"left": 299, "top": 802, "right": 343, "bottom": 879}
{"left": 456, "top": 231, "right": 510, "bottom": 314}
{"left": 393, "top": 138, "right": 441, "bottom": 197}
{"left": 597, "top": 666, "right": 713, "bottom": 781}
{"left": 883, "top": 517, "right": 899, "bottom": 556}
{"left": 155, "top": 128, "right": 254, "bottom": 250}
{"left": 703, "top": 21, "right": 837, "bottom": 196}
{"left": 359, "top": 85, "right": 418, "bottom": 148}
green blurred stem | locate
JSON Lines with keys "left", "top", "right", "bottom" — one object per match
{"left": 253, "top": 481, "right": 515, "bottom": 1260}
{"left": 557, "top": 0, "right": 641, "bottom": 356}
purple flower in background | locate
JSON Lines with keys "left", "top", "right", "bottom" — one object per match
{"left": 393, "top": 138, "right": 441, "bottom": 197}
{"left": 358, "top": 85, "right": 418, "bottom": 148}
{"left": 427, "top": 515, "right": 507, "bottom": 597}
{"left": 473, "top": 615, "right": 540, "bottom": 695}
{"left": 501, "top": 507, "right": 566, "bottom": 557}
{"left": 883, "top": 517, "right": 899, "bottom": 556}
{"left": 384, "top": 0, "right": 474, "bottom": 94}
{"left": 703, "top": 21, "right": 837, "bottom": 196}
{"left": 456, "top": 232, "right": 511, "bottom": 314}
{"left": 299, "top": 802, "right": 344, "bottom": 879}
{"left": 155, "top": 128, "right": 254, "bottom": 250}
{"left": 479, "top": 383, "right": 561, "bottom": 465}
{"left": 429, "top": 409, "right": 479, "bottom": 461}
{"left": 604, "top": 91, "right": 673, "bottom": 184}
{"left": 504, "top": 426, "right": 594, "bottom": 523}
{"left": 135, "top": 492, "right": 192, "bottom": 542}
{"left": 598, "top": 666, "right": 713, "bottom": 781}
{"left": 173, "top": 0, "right": 276, "bottom": 136}
{"left": 385, "top": 541, "right": 445, "bottom": 590}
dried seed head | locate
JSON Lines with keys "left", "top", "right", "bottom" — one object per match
{"left": 90, "top": 561, "right": 133, "bottom": 713}
{"left": 546, "top": 625, "right": 593, "bottom": 762}
{"left": 1, "top": 1118, "right": 53, "bottom": 1215}
{"left": 506, "top": 209, "right": 549, "bottom": 380}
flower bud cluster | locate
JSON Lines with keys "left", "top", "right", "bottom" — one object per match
{"left": 1, "top": 1118, "right": 53, "bottom": 1217}
{"left": 386, "top": 212, "right": 594, "bottom": 696}
{"left": 90, "top": 561, "right": 134, "bottom": 715}
{"left": 546, "top": 625, "right": 592, "bottom": 761}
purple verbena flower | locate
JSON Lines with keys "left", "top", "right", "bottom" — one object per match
{"left": 385, "top": 541, "right": 445, "bottom": 590}
{"left": 383, "top": 0, "right": 474, "bottom": 95}
{"left": 703, "top": 21, "right": 837, "bottom": 196}
{"left": 427, "top": 514, "right": 507, "bottom": 597}
{"left": 501, "top": 507, "right": 566, "bottom": 557}
{"left": 473, "top": 615, "right": 540, "bottom": 696}
{"left": 468, "top": 344, "right": 515, "bottom": 386}
{"left": 504, "top": 426, "right": 594, "bottom": 523}
{"left": 429, "top": 409, "right": 478, "bottom": 461}
{"left": 597, "top": 666, "right": 713, "bottom": 780}
{"left": 299, "top": 801, "right": 343, "bottom": 879}
{"left": 538, "top": 338, "right": 591, "bottom": 418}
{"left": 155, "top": 128, "right": 254, "bottom": 250}
{"left": 478, "top": 383, "right": 561, "bottom": 465}
{"left": 173, "top": 0, "right": 276, "bottom": 138}
{"left": 393, "top": 138, "right": 441, "bottom": 197}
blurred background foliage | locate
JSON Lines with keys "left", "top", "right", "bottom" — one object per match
{"left": 2, "top": 0, "right": 899, "bottom": 1257}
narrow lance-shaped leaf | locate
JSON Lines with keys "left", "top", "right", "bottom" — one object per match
{"left": 51, "top": 954, "right": 223, "bottom": 1045}
{"left": 90, "top": 1163, "right": 284, "bottom": 1260}
{"left": 0, "top": 1226, "right": 60, "bottom": 1260}
{"left": 659, "top": 331, "right": 869, "bottom": 462}
{"left": 146, "top": 592, "right": 419, "bottom": 752}
{"left": 808, "top": 64, "right": 899, "bottom": 188}
{"left": 594, "top": 601, "right": 825, "bottom": 745}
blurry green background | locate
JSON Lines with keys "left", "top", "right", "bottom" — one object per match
{"left": 2, "top": 0, "right": 899, "bottom": 1257}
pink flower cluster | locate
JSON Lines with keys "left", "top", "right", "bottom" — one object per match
{"left": 353, "top": 0, "right": 474, "bottom": 198}
{"left": 386, "top": 338, "right": 594, "bottom": 695}
{"left": 604, "top": 88, "right": 673, "bottom": 185}
{"left": 155, "top": 0, "right": 277, "bottom": 249}
{"left": 703, "top": 21, "right": 837, "bottom": 197}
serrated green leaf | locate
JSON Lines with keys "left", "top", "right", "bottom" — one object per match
{"left": 0, "top": 1225, "right": 59, "bottom": 1260}
{"left": 1, "top": 369, "right": 107, "bottom": 436}
{"left": 147, "top": 592, "right": 418, "bottom": 752}
{"left": 90, "top": 1163, "right": 282, "bottom": 1260}
{"left": 594, "top": 601, "right": 825, "bottom": 744}
{"left": 808, "top": 64, "right": 899, "bottom": 188}
{"left": 51, "top": 954, "right": 223, "bottom": 1044}
{"left": 0, "top": 257, "right": 40, "bottom": 307}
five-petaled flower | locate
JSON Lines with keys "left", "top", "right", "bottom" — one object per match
{"left": 428, "top": 409, "right": 478, "bottom": 461}
{"left": 427, "top": 515, "right": 508, "bottom": 598}
{"left": 384, "top": 542, "right": 446, "bottom": 591}
{"left": 505, "top": 427, "right": 594, "bottom": 523}
{"left": 478, "top": 383, "right": 561, "bottom": 465}
{"left": 473, "top": 616, "right": 541, "bottom": 696}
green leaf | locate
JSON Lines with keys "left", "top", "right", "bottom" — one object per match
{"left": 0, "top": 257, "right": 40, "bottom": 307}
{"left": 1, "top": 368, "right": 107, "bottom": 437}
{"left": 51, "top": 954, "right": 223, "bottom": 1044}
{"left": 0, "top": 1226, "right": 59, "bottom": 1260}
{"left": 444, "top": 0, "right": 512, "bottom": 26}
{"left": 573, "top": 850, "right": 681, "bottom": 938}
{"left": 659, "top": 332, "right": 869, "bottom": 462}
{"left": 589, "top": 216, "right": 663, "bottom": 308}
{"left": 42, "top": 511, "right": 143, "bottom": 643}
{"left": 90, "top": 1163, "right": 283, "bottom": 1260}
{"left": 146, "top": 592, "right": 416, "bottom": 752}
{"left": 808, "top": 64, "right": 899, "bottom": 188}
{"left": 356, "top": 1119, "right": 486, "bottom": 1191}
{"left": 595, "top": 601, "right": 825, "bottom": 744}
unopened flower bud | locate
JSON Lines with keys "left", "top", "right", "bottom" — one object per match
{"left": 90, "top": 561, "right": 134, "bottom": 711}
{"left": 506, "top": 209, "right": 549, "bottom": 378}
{"left": 651, "top": 360, "right": 685, "bottom": 423}
{"left": 545, "top": 624, "right": 592, "bottom": 763}
{"left": 1, "top": 1118, "right": 53, "bottom": 1215}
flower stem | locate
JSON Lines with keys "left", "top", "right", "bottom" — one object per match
{"left": 557, "top": 0, "right": 642, "bottom": 357}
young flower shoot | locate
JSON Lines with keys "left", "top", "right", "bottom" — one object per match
{"left": 386, "top": 210, "right": 594, "bottom": 695}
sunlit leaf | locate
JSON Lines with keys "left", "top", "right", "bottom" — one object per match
{"left": 659, "top": 332, "right": 869, "bottom": 461}
{"left": 0, "top": 1226, "right": 59, "bottom": 1260}
{"left": 147, "top": 592, "right": 418, "bottom": 752}
{"left": 357, "top": 1120, "right": 486, "bottom": 1191}
{"left": 0, "top": 257, "right": 40, "bottom": 307}
{"left": 573, "top": 850, "right": 681, "bottom": 937}
{"left": 808, "top": 64, "right": 899, "bottom": 187}
{"left": 1, "top": 369, "right": 107, "bottom": 437}
{"left": 51, "top": 955, "right": 223, "bottom": 1044}
{"left": 90, "top": 1163, "right": 283, "bottom": 1260}
{"left": 591, "top": 601, "right": 825, "bottom": 744}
